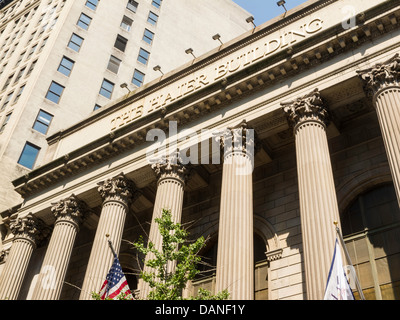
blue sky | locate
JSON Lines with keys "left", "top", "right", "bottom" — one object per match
{"left": 233, "top": 0, "right": 309, "bottom": 26}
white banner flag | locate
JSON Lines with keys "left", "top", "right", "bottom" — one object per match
{"left": 324, "top": 239, "right": 355, "bottom": 300}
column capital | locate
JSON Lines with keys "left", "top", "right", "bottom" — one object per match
{"left": 218, "top": 120, "right": 258, "bottom": 159}
{"left": 9, "top": 213, "right": 50, "bottom": 248}
{"left": 97, "top": 173, "right": 136, "bottom": 206}
{"left": 357, "top": 53, "right": 400, "bottom": 98}
{"left": 151, "top": 150, "right": 191, "bottom": 186}
{"left": 282, "top": 88, "right": 329, "bottom": 129}
{"left": 51, "top": 194, "right": 88, "bottom": 230}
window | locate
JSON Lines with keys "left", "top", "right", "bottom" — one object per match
{"left": 57, "top": 56, "right": 74, "bottom": 76}
{"left": 120, "top": 15, "right": 133, "bottom": 31}
{"left": 18, "top": 142, "right": 40, "bottom": 169}
{"left": 26, "top": 31, "right": 35, "bottom": 45}
{"left": 137, "top": 48, "right": 150, "bottom": 65}
{"left": 45, "top": 81, "right": 64, "bottom": 104}
{"left": 2, "top": 75, "right": 13, "bottom": 91}
{"left": 68, "top": 33, "right": 84, "bottom": 52}
{"left": 77, "top": 13, "right": 91, "bottom": 30}
{"left": 14, "top": 84, "right": 25, "bottom": 103}
{"left": 107, "top": 55, "right": 121, "bottom": 74}
{"left": 132, "top": 69, "right": 145, "bottom": 87}
{"left": 0, "top": 112, "right": 11, "bottom": 133}
{"left": 14, "top": 67, "right": 25, "bottom": 83}
{"left": 147, "top": 11, "right": 158, "bottom": 25}
{"left": 33, "top": 109, "right": 53, "bottom": 134}
{"left": 99, "top": 79, "right": 114, "bottom": 99}
{"left": 26, "top": 44, "right": 37, "bottom": 60}
{"left": 15, "top": 51, "right": 25, "bottom": 67}
{"left": 151, "top": 0, "right": 162, "bottom": 9}
{"left": 143, "top": 29, "right": 154, "bottom": 44}
{"left": 39, "top": 37, "right": 48, "bottom": 52}
{"left": 0, "top": 64, "right": 7, "bottom": 77}
{"left": 94, "top": 104, "right": 101, "bottom": 111}
{"left": 26, "top": 60, "right": 37, "bottom": 77}
{"left": 85, "top": 0, "right": 99, "bottom": 10}
{"left": 126, "top": 0, "right": 138, "bottom": 13}
{"left": 342, "top": 184, "right": 400, "bottom": 300}
{"left": 1, "top": 92, "right": 13, "bottom": 111}
{"left": 114, "top": 35, "right": 127, "bottom": 52}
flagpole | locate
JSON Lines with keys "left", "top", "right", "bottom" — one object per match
{"left": 106, "top": 234, "right": 117, "bottom": 257}
{"left": 333, "top": 221, "right": 366, "bottom": 300}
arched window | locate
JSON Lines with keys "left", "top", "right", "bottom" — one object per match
{"left": 341, "top": 183, "right": 400, "bottom": 299}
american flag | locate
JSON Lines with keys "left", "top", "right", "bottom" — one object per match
{"left": 99, "top": 254, "right": 133, "bottom": 300}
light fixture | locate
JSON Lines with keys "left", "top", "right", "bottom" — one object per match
{"left": 246, "top": 16, "right": 256, "bottom": 28}
{"left": 153, "top": 65, "right": 164, "bottom": 75}
{"left": 120, "top": 82, "right": 131, "bottom": 93}
{"left": 185, "top": 48, "right": 196, "bottom": 58}
{"left": 277, "top": 0, "right": 287, "bottom": 12}
{"left": 212, "top": 33, "right": 223, "bottom": 45}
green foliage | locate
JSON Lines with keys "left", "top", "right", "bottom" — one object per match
{"left": 133, "top": 209, "right": 228, "bottom": 300}
{"left": 91, "top": 292, "right": 132, "bottom": 300}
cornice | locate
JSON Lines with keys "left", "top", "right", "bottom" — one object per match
{"left": 11, "top": 1, "right": 400, "bottom": 200}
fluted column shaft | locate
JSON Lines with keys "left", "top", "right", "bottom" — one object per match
{"left": 358, "top": 54, "right": 400, "bottom": 207}
{"left": 32, "top": 195, "right": 87, "bottom": 300}
{"left": 283, "top": 89, "right": 341, "bottom": 300}
{"left": 79, "top": 174, "right": 135, "bottom": 300}
{"left": 215, "top": 122, "right": 255, "bottom": 300}
{"left": 0, "top": 214, "right": 47, "bottom": 300}
{"left": 139, "top": 152, "right": 189, "bottom": 299}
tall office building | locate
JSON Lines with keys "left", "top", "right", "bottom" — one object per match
{"left": 0, "top": 0, "right": 252, "bottom": 213}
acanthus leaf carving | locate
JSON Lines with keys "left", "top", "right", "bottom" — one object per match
{"left": 357, "top": 53, "right": 400, "bottom": 96}
{"left": 9, "top": 213, "right": 51, "bottom": 248}
{"left": 151, "top": 150, "right": 191, "bottom": 185}
{"left": 97, "top": 173, "right": 136, "bottom": 205}
{"left": 282, "top": 88, "right": 330, "bottom": 129}
{"left": 216, "top": 120, "right": 258, "bottom": 159}
{"left": 51, "top": 194, "right": 88, "bottom": 227}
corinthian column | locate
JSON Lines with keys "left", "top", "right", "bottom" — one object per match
{"left": 139, "top": 151, "right": 190, "bottom": 299}
{"left": 32, "top": 195, "right": 87, "bottom": 300}
{"left": 282, "top": 89, "right": 341, "bottom": 300}
{"left": 0, "top": 214, "right": 49, "bottom": 300}
{"left": 80, "top": 173, "right": 136, "bottom": 300}
{"left": 357, "top": 54, "right": 400, "bottom": 207}
{"left": 215, "top": 121, "right": 256, "bottom": 300}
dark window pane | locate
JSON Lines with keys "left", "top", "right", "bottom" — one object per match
{"left": 143, "top": 29, "right": 154, "bottom": 44}
{"left": 85, "top": 0, "right": 98, "bottom": 10}
{"left": 127, "top": 0, "right": 138, "bottom": 13}
{"left": 45, "top": 81, "right": 64, "bottom": 104}
{"left": 132, "top": 69, "right": 145, "bottom": 87}
{"left": 148, "top": 11, "right": 158, "bottom": 25}
{"left": 57, "top": 56, "right": 74, "bottom": 76}
{"left": 77, "top": 13, "right": 92, "bottom": 30}
{"left": 114, "top": 35, "right": 127, "bottom": 52}
{"left": 68, "top": 34, "right": 83, "bottom": 52}
{"left": 33, "top": 110, "right": 53, "bottom": 134}
{"left": 18, "top": 142, "right": 40, "bottom": 169}
{"left": 107, "top": 55, "right": 121, "bottom": 74}
{"left": 138, "top": 48, "right": 150, "bottom": 65}
{"left": 99, "top": 79, "right": 114, "bottom": 99}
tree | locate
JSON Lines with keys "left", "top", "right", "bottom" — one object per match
{"left": 133, "top": 208, "right": 228, "bottom": 300}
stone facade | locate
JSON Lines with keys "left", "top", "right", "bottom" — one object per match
{"left": 1, "top": 0, "right": 400, "bottom": 301}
